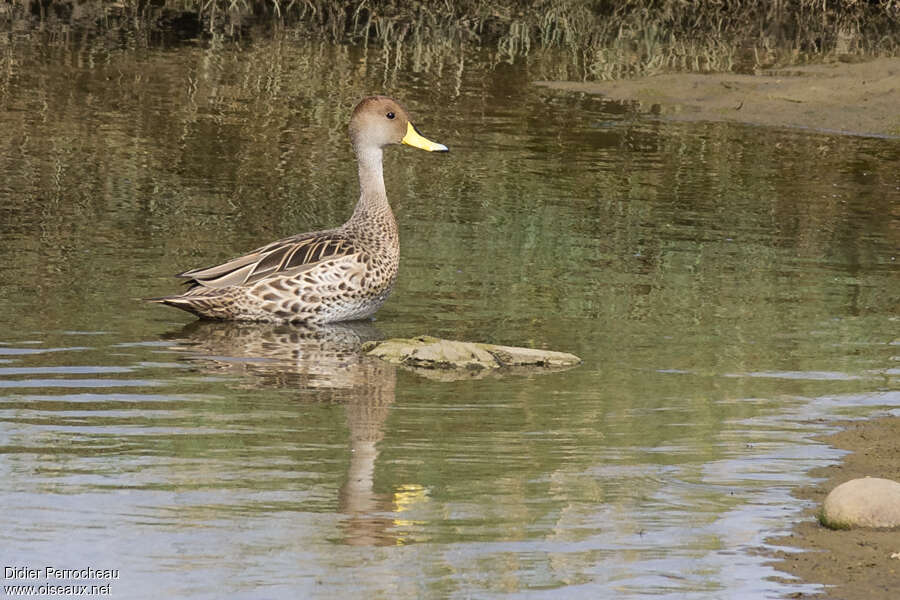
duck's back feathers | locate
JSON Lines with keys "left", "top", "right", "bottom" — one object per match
{"left": 179, "top": 231, "right": 358, "bottom": 290}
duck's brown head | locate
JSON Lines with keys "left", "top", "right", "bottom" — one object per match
{"left": 349, "top": 96, "right": 448, "bottom": 153}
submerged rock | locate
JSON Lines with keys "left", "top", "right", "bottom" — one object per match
{"left": 821, "top": 477, "right": 900, "bottom": 529}
{"left": 361, "top": 336, "right": 581, "bottom": 380}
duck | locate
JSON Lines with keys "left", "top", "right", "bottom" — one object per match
{"left": 149, "top": 96, "right": 448, "bottom": 323}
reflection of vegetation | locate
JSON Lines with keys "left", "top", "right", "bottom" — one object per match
{"left": 2, "top": 1, "right": 898, "bottom": 77}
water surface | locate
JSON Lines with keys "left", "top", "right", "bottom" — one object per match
{"left": 0, "top": 33, "right": 898, "bottom": 599}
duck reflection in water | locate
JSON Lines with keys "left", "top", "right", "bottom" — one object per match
{"left": 162, "top": 320, "right": 423, "bottom": 546}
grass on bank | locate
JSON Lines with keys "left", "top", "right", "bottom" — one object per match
{"left": 2, "top": 1, "right": 899, "bottom": 77}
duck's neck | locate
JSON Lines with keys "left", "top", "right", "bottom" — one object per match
{"left": 348, "top": 146, "right": 398, "bottom": 242}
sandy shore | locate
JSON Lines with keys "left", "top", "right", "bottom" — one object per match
{"left": 536, "top": 57, "right": 900, "bottom": 138}
{"left": 767, "top": 416, "right": 900, "bottom": 599}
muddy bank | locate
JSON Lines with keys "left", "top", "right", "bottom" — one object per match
{"left": 536, "top": 57, "right": 900, "bottom": 138}
{"left": 768, "top": 416, "right": 900, "bottom": 599}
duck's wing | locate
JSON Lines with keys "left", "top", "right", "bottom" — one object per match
{"left": 178, "top": 230, "right": 359, "bottom": 289}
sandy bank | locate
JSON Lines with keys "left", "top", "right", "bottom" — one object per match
{"left": 768, "top": 416, "right": 900, "bottom": 599}
{"left": 536, "top": 57, "right": 900, "bottom": 138}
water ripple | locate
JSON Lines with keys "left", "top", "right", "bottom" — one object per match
{"left": 0, "top": 346, "right": 91, "bottom": 355}
{"left": 0, "top": 379, "right": 163, "bottom": 388}
{"left": 0, "top": 366, "right": 135, "bottom": 375}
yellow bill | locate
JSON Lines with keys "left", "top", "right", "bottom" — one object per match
{"left": 402, "top": 122, "right": 449, "bottom": 152}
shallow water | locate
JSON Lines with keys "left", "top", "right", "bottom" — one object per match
{"left": 0, "top": 33, "right": 898, "bottom": 599}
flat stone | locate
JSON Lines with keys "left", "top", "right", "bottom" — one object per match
{"left": 821, "top": 477, "right": 900, "bottom": 529}
{"left": 361, "top": 335, "right": 581, "bottom": 379}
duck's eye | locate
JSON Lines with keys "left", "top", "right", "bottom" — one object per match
{"left": 386, "top": 112, "right": 395, "bottom": 120}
